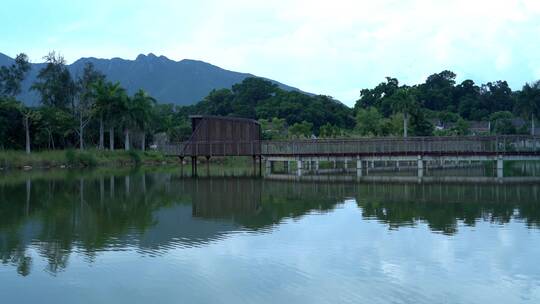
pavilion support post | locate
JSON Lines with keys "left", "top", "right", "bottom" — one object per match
{"left": 297, "top": 158, "right": 303, "bottom": 176}
{"left": 497, "top": 156, "right": 504, "bottom": 178}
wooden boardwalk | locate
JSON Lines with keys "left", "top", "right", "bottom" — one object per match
{"left": 159, "top": 135, "right": 540, "bottom": 178}
{"left": 161, "top": 136, "right": 540, "bottom": 158}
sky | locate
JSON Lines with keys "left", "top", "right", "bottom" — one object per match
{"left": 2, "top": 0, "right": 540, "bottom": 106}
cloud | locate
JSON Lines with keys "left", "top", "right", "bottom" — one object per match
{"left": 2, "top": 0, "right": 540, "bottom": 106}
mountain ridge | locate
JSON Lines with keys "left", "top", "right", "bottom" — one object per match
{"left": 0, "top": 52, "right": 307, "bottom": 105}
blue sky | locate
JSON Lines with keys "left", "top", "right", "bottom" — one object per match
{"left": 2, "top": 0, "right": 540, "bottom": 106}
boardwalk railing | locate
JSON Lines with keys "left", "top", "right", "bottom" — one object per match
{"left": 261, "top": 136, "right": 540, "bottom": 157}
{"left": 160, "top": 136, "right": 540, "bottom": 157}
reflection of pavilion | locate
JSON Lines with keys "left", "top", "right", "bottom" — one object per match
{"left": 191, "top": 178, "right": 263, "bottom": 219}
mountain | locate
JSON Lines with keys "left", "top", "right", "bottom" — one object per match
{"left": 0, "top": 52, "right": 306, "bottom": 105}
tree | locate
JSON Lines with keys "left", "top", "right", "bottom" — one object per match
{"left": 18, "top": 105, "right": 41, "bottom": 154}
{"left": 452, "top": 118, "right": 470, "bottom": 136}
{"left": 355, "top": 77, "right": 399, "bottom": 116}
{"left": 416, "top": 70, "right": 456, "bottom": 111}
{"left": 94, "top": 80, "right": 127, "bottom": 150}
{"left": 0, "top": 53, "right": 31, "bottom": 97}
{"left": 516, "top": 81, "right": 540, "bottom": 136}
{"left": 389, "top": 88, "right": 419, "bottom": 137}
{"left": 489, "top": 111, "right": 516, "bottom": 135}
{"left": 0, "top": 97, "right": 24, "bottom": 149}
{"left": 231, "top": 77, "right": 277, "bottom": 118}
{"left": 289, "top": 121, "right": 313, "bottom": 139}
{"left": 35, "top": 106, "right": 74, "bottom": 149}
{"left": 355, "top": 107, "right": 383, "bottom": 136}
{"left": 131, "top": 89, "right": 156, "bottom": 151}
{"left": 74, "top": 63, "right": 105, "bottom": 150}
{"left": 31, "top": 52, "right": 76, "bottom": 110}
{"left": 319, "top": 123, "right": 341, "bottom": 138}
{"left": 409, "top": 110, "right": 434, "bottom": 136}
{"left": 259, "top": 117, "right": 287, "bottom": 140}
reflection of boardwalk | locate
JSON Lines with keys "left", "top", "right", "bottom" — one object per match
{"left": 265, "top": 173, "right": 540, "bottom": 184}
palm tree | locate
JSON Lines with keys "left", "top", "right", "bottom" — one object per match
{"left": 121, "top": 96, "right": 135, "bottom": 151}
{"left": 94, "top": 81, "right": 127, "bottom": 150}
{"left": 516, "top": 81, "right": 540, "bottom": 136}
{"left": 390, "top": 88, "right": 419, "bottom": 137}
{"left": 131, "top": 89, "right": 156, "bottom": 151}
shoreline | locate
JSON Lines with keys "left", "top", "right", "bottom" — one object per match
{"left": 0, "top": 149, "right": 176, "bottom": 171}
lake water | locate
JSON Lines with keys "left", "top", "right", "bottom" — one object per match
{"left": 1, "top": 168, "right": 540, "bottom": 303}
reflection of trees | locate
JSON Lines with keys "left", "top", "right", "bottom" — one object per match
{"left": 356, "top": 183, "right": 540, "bottom": 234}
{"left": 191, "top": 178, "right": 349, "bottom": 229}
{"left": 1, "top": 172, "right": 539, "bottom": 276}
{"left": 0, "top": 171, "right": 185, "bottom": 276}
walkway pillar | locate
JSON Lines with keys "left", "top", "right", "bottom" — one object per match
{"left": 191, "top": 156, "right": 198, "bottom": 177}
{"left": 259, "top": 156, "right": 262, "bottom": 177}
{"left": 344, "top": 159, "right": 349, "bottom": 172}
{"left": 417, "top": 155, "right": 424, "bottom": 178}
{"left": 265, "top": 159, "right": 271, "bottom": 176}
{"left": 315, "top": 159, "right": 320, "bottom": 173}
{"left": 206, "top": 156, "right": 211, "bottom": 176}
{"left": 284, "top": 161, "right": 289, "bottom": 173}
{"left": 497, "top": 156, "right": 504, "bottom": 178}
{"left": 356, "top": 157, "right": 363, "bottom": 177}
{"left": 297, "top": 159, "right": 303, "bottom": 176}
{"left": 179, "top": 157, "right": 184, "bottom": 176}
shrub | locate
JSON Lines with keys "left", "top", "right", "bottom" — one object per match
{"left": 65, "top": 149, "right": 76, "bottom": 166}
{"left": 128, "top": 150, "right": 141, "bottom": 166}
{"left": 78, "top": 152, "right": 97, "bottom": 167}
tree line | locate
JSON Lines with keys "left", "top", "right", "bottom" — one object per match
{"left": 354, "top": 71, "right": 540, "bottom": 137}
{"left": 1, "top": 52, "right": 170, "bottom": 153}
{"left": 2, "top": 52, "right": 540, "bottom": 154}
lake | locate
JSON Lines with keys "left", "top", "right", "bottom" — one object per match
{"left": 1, "top": 168, "right": 540, "bottom": 303}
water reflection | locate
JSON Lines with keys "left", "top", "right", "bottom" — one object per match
{"left": 1, "top": 170, "right": 539, "bottom": 277}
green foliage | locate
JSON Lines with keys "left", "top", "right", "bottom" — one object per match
{"left": 31, "top": 52, "right": 75, "bottom": 110}
{"left": 409, "top": 110, "right": 434, "bottom": 136}
{"left": 194, "top": 78, "right": 355, "bottom": 132}
{"left": 319, "top": 123, "right": 341, "bottom": 138}
{"left": 128, "top": 150, "right": 141, "bottom": 166}
{"left": 289, "top": 121, "right": 313, "bottom": 139}
{"left": 355, "top": 107, "right": 383, "bottom": 136}
{"left": 0, "top": 97, "right": 24, "bottom": 149}
{"left": 453, "top": 118, "right": 471, "bottom": 135}
{"left": 489, "top": 111, "right": 516, "bottom": 135}
{"left": 0, "top": 53, "right": 31, "bottom": 97}
{"left": 65, "top": 149, "right": 97, "bottom": 167}
{"left": 259, "top": 117, "right": 287, "bottom": 140}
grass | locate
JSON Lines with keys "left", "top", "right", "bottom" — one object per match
{"left": 0, "top": 149, "right": 173, "bottom": 170}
